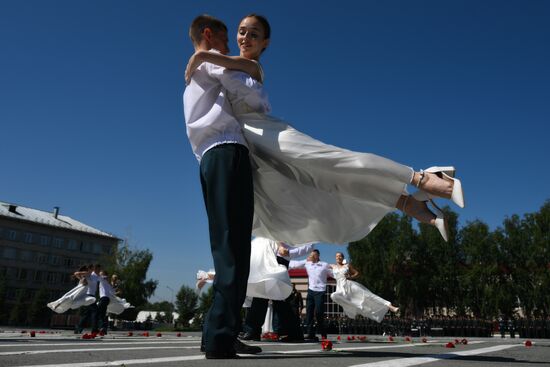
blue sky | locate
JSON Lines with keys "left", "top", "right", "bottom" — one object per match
{"left": 1, "top": 1, "right": 549, "bottom": 304}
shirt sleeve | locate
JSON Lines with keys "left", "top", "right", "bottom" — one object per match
{"left": 207, "top": 63, "right": 271, "bottom": 113}
{"left": 289, "top": 259, "right": 307, "bottom": 269}
{"left": 288, "top": 243, "right": 315, "bottom": 259}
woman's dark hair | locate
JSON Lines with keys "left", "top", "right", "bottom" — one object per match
{"left": 240, "top": 13, "right": 271, "bottom": 39}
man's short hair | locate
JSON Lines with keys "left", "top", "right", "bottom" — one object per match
{"left": 189, "top": 14, "right": 227, "bottom": 47}
{"left": 312, "top": 249, "right": 320, "bottom": 255}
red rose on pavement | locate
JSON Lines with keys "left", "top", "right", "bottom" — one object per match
{"left": 322, "top": 340, "right": 333, "bottom": 351}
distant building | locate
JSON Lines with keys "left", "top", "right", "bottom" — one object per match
{"left": 0, "top": 201, "right": 120, "bottom": 319}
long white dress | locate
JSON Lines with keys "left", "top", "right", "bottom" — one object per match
{"left": 246, "top": 237, "right": 292, "bottom": 300}
{"left": 330, "top": 265, "right": 391, "bottom": 322}
{"left": 227, "top": 80, "right": 414, "bottom": 246}
{"left": 47, "top": 280, "right": 96, "bottom": 313}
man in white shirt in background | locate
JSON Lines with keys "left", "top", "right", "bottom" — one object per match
{"left": 97, "top": 270, "right": 113, "bottom": 335}
{"left": 183, "top": 14, "right": 269, "bottom": 359}
{"left": 290, "top": 249, "right": 333, "bottom": 341}
{"left": 75, "top": 264, "right": 101, "bottom": 335}
{"left": 240, "top": 242, "right": 314, "bottom": 342}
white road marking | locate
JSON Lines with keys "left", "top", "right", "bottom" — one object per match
{"left": 0, "top": 340, "right": 199, "bottom": 348}
{"left": 347, "top": 343, "right": 521, "bottom": 367}
{"left": 10, "top": 355, "right": 205, "bottom": 367}
{"left": 0, "top": 345, "right": 198, "bottom": 356}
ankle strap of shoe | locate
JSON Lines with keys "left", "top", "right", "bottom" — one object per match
{"left": 416, "top": 170, "right": 425, "bottom": 188}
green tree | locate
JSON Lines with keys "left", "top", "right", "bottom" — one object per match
{"left": 27, "top": 287, "right": 51, "bottom": 326}
{"left": 145, "top": 301, "right": 174, "bottom": 323}
{"left": 107, "top": 241, "right": 158, "bottom": 309}
{"left": 459, "top": 220, "right": 497, "bottom": 318}
{"left": 9, "top": 290, "right": 26, "bottom": 326}
{"left": 175, "top": 285, "right": 198, "bottom": 327}
{"left": 191, "top": 286, "right": 214, "bottom": 328}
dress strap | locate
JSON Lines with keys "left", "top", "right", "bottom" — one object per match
{"left": 252, "top": 60, "right": 265, "bottom": 83}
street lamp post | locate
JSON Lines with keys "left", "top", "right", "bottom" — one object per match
{"left": 166, "top": 286, "right": 175, "bottom": 305}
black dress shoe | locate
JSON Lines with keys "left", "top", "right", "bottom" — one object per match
{"left": 205, "top": 351, "right": 239, "bottom": 359}
{"left": 234, "top": 339, "right": 262, "bottom": 354}
{"left": 239, "top": 332, "right": 261, "bottom": 341}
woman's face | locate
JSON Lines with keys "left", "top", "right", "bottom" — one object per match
{"left": 335, "top": 253, "right": 344, "bottom": 264}
{"left": 237, "top": 17, "right": 269, "bottom": 60}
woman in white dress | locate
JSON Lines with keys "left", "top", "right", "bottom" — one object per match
{"left": 330, "top": 252, "right": 398, "bottom": 322}
{"left": 185, "top": 14, "right": 465, "bottom": 244}
{"left": 47, "top": 265, "right": 96, "bottom": 313}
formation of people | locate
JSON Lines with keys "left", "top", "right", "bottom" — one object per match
{"left": 47, "top": 263, "right": 132, "bottom": 336}
{"left": 183, "top": 13, "right": 465, "bottom": 358}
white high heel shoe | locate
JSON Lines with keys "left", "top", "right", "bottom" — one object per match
{"left": 400, "top": 196, "right": 449, "bottom": 242}
{"left": 414, "top": 166, "right": 465, "bottom": 208}
{"left": 427, "top": 199, "right": 449, "bottom": 242}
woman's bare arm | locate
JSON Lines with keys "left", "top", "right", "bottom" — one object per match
{"left": 347, "top": 264, "right": 360, "bottom": 279}
{"left": 185, "top": 50, "right": 262, "bottom": 83}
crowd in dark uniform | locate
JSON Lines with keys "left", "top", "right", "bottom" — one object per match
{"left": 502, "top": 317, "right": 550, "bottom": 339}
{"left": 313, "top": 315, "right": 550, "bottom": 338}
{"left": 315, "top": 315, "right": 493, "bottom": 337}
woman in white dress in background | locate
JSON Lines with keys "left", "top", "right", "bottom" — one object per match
{"left": 185, "top": 14, "right": 465, "bottom": 245}
{"left": 330, "top": 252, "right": 398, "bottom": 322}
{"left": 47, "top": 265, "right": 96, "bottom": 313}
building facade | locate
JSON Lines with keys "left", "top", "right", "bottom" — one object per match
{"left": 0, "top": 201, "right": 120, "bottom": 322}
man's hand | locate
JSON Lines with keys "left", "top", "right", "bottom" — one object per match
{"left": 277, "top": 244, "right": 289, "bottom": 257}
{"left": 185, "top": 52, "right": 204, "bottom": 84}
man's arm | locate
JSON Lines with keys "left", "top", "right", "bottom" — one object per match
{"left": 208, "top": 63, "right": 271, "bottom": 113}
{"left": 186, "top": 51, "right": 261, "bottom": 82}
{"left": 287, "top": 243, "right": 315, "bottom": 259}
{"left": 289, "top": 259, "right": 307, "bottom": 270}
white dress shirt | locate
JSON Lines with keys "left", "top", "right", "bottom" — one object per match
{"left": 290, "top": 260, "right": 333, "bottom": 292}
{"left": 86, "top": 272, "right": 100, "bottom": 296}
{"left": 183, "top": 50, "right": 271, "bottom": 161}
{"left": 279, "top": 243, "right": 315, "bottom": 261}
{"left": 99, "top": 277, "right": 114, "bottom": 298}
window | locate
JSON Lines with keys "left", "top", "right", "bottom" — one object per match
{"left": 9, "top": 230, "right": 17, "bottom": 241}
{"left": 93, "top": 243, "right": 102, "bottom": 254}
{"left": 61, "top": 273, "right": 72, "bottom": 283}
{"left": 6, "top": 288, "right": 17, "bottom": 300}
{"left": 46, "top": 272, "right": 59, "bottom": 283}
{"left": 82, "top": 242, "right": 92, "bottom": 253}
{"left": 49, "top": 255, "right": 61, "bottom": 266}
{"left": 6, "top": 267, "right": 18, "bottom": 279}
{"left": 34, "top": 270, "right": 43, "bottom": 281}
{"left": 40, "top": 235, "right": 50, "bottom": 246}
{"left": 53, "top": 237, "right": 64, "bottom": 248}
{"left": 17, "top": 268, "right": 28, "bottom": 280}
{"left": 20, "top": 250, "right": 34, "bottom": 261}
{"left": 63, "top": 257, "right": 75, "bottom": 268}
{"left": 24, "top": 232, "right": 33, "bottom": 243}
{"left": 37, "top": 253, "right": 47, "bottom": 264}
{"left": 2, "top": 247, "right": 16, "bottom": 259}
{"left": 67, "top": 239, "right": 78, "bottom": 251}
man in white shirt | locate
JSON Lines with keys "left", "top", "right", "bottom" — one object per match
{"left": 241, "top": 242, "right": 314, "bottom": 342}
{"left": 97, "top": 270, "right": 114, "bottom": 335}
{"left": 183, "top": 14, "right": 269, "bottom": 359}
{"left": 75, "top": 264, "right": 101, "bottom": 334}
{"left": 290, "top": 249, "right": 333, "bottom": 341}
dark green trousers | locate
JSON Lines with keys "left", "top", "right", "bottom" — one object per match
{"left": 200, "top": 144, "right": 253, "bottom": 353}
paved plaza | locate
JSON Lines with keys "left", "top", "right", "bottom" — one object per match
{"left": 1, "top": 329, "right": 549, "bottom": 367}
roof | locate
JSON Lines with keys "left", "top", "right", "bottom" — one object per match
{"left": 0, "top": 201, "right": 117, "bottom": 239}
